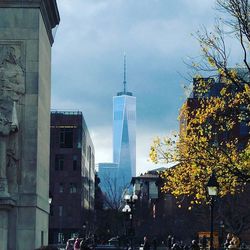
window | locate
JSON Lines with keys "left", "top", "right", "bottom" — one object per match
{"left": 82, "top": 130, "right": 86, "bottom": 153}
{"left": 114, "top": 111, "right": 123, "bottom": 120}
{"left": 77, "top": 128, "right": 82, "bottom": 148}
{"left": 60, "top": 128, "right": 73, "bottom": 148}
{"left": 59, "top": 183, "right": 64, "bottom": 193}
{"left": 73, "top": 155, "right": 77, "bottom": 171}
{"left": 87, "top": 146, "right": 91, "bottom": 162}
{"left": 69, "top": 183, "right": 77, "bottom": 193}
{"left": 55, "top": 155, "right": 64, "bottom": 171}
{"left": 59, "top": 206, "right": 63, "bottom": 217}
{"left": 128, "top": 111, "right": 135, "bottom": 120}
{"left": 57, "top": 232, "right": 64, "bottom": 244}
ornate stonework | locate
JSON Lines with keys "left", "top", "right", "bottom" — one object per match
{"left": 0, "top": 43, "right": 25, "bottom": 134}
{"left": 0, "top": 42, "right": 25, "bottom": 196}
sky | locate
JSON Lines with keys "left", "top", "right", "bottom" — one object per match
{"left": 51, "top": 0, "right": 218, "bottom": 175}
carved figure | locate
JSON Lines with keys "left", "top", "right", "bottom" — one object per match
{"left": 0, "top": 45, "right": 24, "bottom": 135}
{"left": 0, "top": 44, "right": 25, "bottom": 195}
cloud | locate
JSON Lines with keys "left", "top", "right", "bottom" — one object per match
{"left": 52, "top": 0, "right": 219, "bottom": 174}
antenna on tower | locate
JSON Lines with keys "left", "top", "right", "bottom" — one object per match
{"left": 123, "top": 53, "right": 126, "bottom": 94}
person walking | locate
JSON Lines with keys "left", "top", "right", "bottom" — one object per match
{"left": 143, "top": 236, "right": 151, "bottom": 250}
{"left": 153, "top": 238, "right": 157, "bottom": 250}
{"left": 190, "top": 240, "right": 199, "bottom": 250}
{"left": 167, "top": 235, "right": 172, "bottom": 250}
{"left": 74, "top": 238, "right": 81, "bottom": 250}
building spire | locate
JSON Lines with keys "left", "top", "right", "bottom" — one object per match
{"left": 123, "top": 53, "right": 126, "bottom": 94}
{"left": 117, "top": 53, "right": 132, "bottom": 96}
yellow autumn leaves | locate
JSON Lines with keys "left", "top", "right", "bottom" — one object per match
{"left": 149, "top": 74, "right": 250, "bottom": 206}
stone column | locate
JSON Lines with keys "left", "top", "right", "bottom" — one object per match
{"left": 0, "top": 1, "right": 60, "bottom": 249}
{"left": 0, "top": 136, "right": 9, "bottom": 197}
{"left": 0, "top": 210, "right": 8, "bottom": 250}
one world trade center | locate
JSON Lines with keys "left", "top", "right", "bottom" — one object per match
{"left": 113, "top": 56, "right": 136, "bottom": 191}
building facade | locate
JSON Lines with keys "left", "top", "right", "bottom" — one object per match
{"left": 130, "top": 168, "right": 177, "bottom": 241}
{"left": 49, "top": 111, "right": 95, "bottom": 243}
{"left": 113, "top": 58, "right": 136, "bottom": 190}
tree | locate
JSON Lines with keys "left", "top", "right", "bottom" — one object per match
{"left": 101, "top": 173, "right": 122, "bottom": 210}
{"left": 217, "top": 186, "right": 250, "bottom": 235}
{"left": 150, "top": 0, "right": 250, "bottom": 205}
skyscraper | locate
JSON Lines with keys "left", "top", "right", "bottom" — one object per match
{"left": 113, "top": 56, "right": 136, "bottom": 188}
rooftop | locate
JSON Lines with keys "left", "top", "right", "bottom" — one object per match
{"left": 51, "top": 110, "right": 82, "bottom": 116}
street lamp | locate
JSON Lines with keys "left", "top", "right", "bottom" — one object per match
{"left": 219, "top": 220, "right": 225, "bottom": 247}
{"left": 48, "top": 192, "right": 53, "bottom": 215}
{"left": 49, "top": 192, "right": 53, "bottom": 206}
{"left": 82, "top": 223, "right": 87, "bottom": 239}
{"left": 206, "top": 172, "right": 219, "bottom": 250}
{"left": 122, "top": 194, "right": 138, "bottom": 250}
{"left": 48, "top": 192, "right": 53, "bottom": 244}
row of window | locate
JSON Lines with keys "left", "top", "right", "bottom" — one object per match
{"left": 58, "top": 128, "right": 87, "bottom": 151}
{"left": 55, "top": 155, "right": 78, "bottom": 171}
{"left": 58, "top": 182, "right": 78, "bottom": 193}
{"left": 54, "top": 152, "right": 95, "bottom": 171}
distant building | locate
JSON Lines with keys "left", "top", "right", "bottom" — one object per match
{"left": 49, "top": 111, "right": 95, "bottom": 243}
{"left": 131, "top": 168, "right": 176, "bottom": 239}
{"left": 180, "top": 71, "right": 249, "bottom": 146}
{"left": 98, "top": 163, "right": 121, "bottom": 208}
{"left": 178, "top": 71, "right": 250, "bottom": 243}
{"left": 97, "top": 57, "right": 136, "bottom": 203}
{"left": 113, "top": 55, "right": 136, "bottom": 189}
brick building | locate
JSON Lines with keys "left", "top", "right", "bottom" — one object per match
{"left": 49, "top": 111, "right": 95, "bottom": 244}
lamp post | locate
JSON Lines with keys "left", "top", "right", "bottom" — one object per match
{"left": 122, "top": 194, "right": 138, "bottom": 250}
{"left": 49, "top": 193, "right": 53, "bottom": 207}
{"left": 48, "top": 192, "right": 53, "bottom": 244}
{"left": 206, "top": 172, "right": 219, "bottom": 250}
{"left": 219, "top": 220, "right": 225, "bottom": 248}
{"left": 82, "top": 223, "right": 86, "bottom": 239}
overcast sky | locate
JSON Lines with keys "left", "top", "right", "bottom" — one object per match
{"left": 51, "top": 0, "right": 217, "bottom": 175}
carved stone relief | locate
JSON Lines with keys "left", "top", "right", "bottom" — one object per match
{"left": 0, "top": 42, "right": 25, "bottom": 196}
{"left": 0, "top": 43, "right": 25, "bottom": 135}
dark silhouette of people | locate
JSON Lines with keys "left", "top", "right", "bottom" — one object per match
{"left": 167, "top": 235, "right": 172, "bottom": 250}
{"left": 143, "top": 236, "right": 151, "bottom": 250}
{"left": 190, "top": 240, "right": 200, "bottom": 250}
{"left": 153, "top": 238, "right": 157, "bottom": 250}
{"left": 201, "top": 236, "right": 207, "bottom": 250}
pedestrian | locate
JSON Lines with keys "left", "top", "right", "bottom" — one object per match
{"left": 228, "top": 235, "right": 240, "bottom": 250}
{"left": 143, "top": 236, "right": 151, "bottom": 250}
{"left": 66, "top": 239, "right": 74, "bottom": 250}
{"left": 224, "top": 233, "right": 233, "bottom": 249}
{"left": 172, "top": 243, "right": 181, "bottom": 250}
{"left": 167, "top": 235, "right": 172, "bottom": 250}
{"left": 74, "top": 238, "right": 81, "bottom": 250}
{"left": 189, "top": 240, "right": 199, "bottom": 250}
{"left": 171, "top": 237, "right": 175, "bottom": 247}
{"left": 153, "top": 238, "right": 157, "bottom": 250}
{"left": 201, "top": 236, "right": 207, "bottom": 250}
{"left": 80, "top": 238, "right": 91, "bottom": 250}
{"left": 179, "top": 241, "right": 184, "bottom": 250}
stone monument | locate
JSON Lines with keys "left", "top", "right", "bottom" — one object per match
{"left": 0, "top": 1, "right": 60, "bottom": 249}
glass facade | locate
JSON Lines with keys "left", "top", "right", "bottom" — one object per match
{"left": 113, "top": 94, "right": 136, "bottom": 189}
